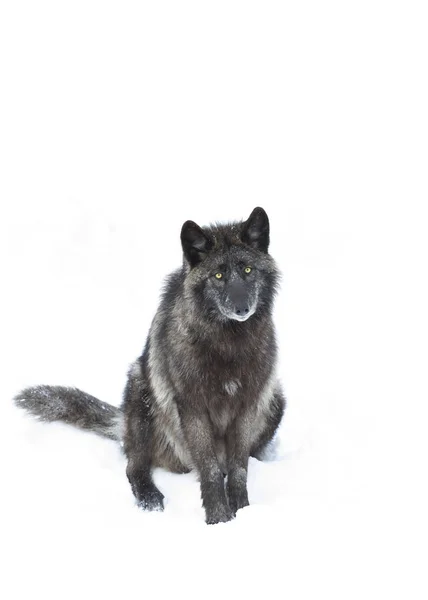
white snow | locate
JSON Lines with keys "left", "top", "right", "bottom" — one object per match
{"left": 1, "top": 2, "right": 427, "bottom": 599}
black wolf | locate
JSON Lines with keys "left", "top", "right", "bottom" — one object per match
{"left": 15, "top": 207, "right": 285, "bottom": 524}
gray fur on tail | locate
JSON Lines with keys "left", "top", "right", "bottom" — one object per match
{"left": 14, "top": 385, "right": 123, "bottom": 441}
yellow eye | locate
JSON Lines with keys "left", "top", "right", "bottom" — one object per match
{"left": 215, "top": 272, "right": 223, "bottom": 279}
{"left": 244, "top": 267, "right": 252, "bottom": 274}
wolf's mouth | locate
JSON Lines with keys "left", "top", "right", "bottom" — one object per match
{"left": 220, "top": 305, "right": 256, "bottom": 322}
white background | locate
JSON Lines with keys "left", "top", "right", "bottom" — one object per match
{"left": 1, "top": 2, "right": 427, "bottom": 598}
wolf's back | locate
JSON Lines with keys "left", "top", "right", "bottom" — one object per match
{"left": 14, "top": 385, "right": 123, "bottom": 441}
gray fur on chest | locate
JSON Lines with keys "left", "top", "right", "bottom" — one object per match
{"left": 224, "top": 380, "right": 241, "bottom": 396}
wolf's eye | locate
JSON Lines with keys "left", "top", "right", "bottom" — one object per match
{"left": 244, "top": 267, "right": 252, "bottom": 274}
{"left": 215, "top": 273, "right": 223, "bottom": 279}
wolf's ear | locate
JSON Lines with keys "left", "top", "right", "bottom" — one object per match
{"left": 241, "top": 207, "right": 270, "bottom": 252}
{"left": 181, "top": 220, "right": 213, "bottom": 266}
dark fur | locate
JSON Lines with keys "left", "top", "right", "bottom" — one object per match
{"left": 15, "top": 207, "right": 285, "bottom": 524}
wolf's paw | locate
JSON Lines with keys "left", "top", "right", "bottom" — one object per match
{"left": 205, "top": 503, "right": 234, "bottom": 525}
{"left": 137, "top": 486, "right": 165, "bottom": 512}
{"left": 227, "top": 483, "right": 249, "bottom": 516}
{"left": 130, "top": 478, "right": 165, "bottom": 512}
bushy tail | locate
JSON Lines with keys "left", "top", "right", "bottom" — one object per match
{"left": 14, "top": 385, "right": 123, "bottom": 441}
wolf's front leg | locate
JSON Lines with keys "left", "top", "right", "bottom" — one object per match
{"left": 226, "top": 411, "right": 255, "bottom": 515}
{"left": 180, "top": 409, "right": 233, "bottom": 524}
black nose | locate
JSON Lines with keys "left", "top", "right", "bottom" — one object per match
{"left": 235, "top": 304, "right": 250, "bottom": 316}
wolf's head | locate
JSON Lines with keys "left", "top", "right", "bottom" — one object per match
{"left": 181, "top": 207, "right": 279, "bottom": 323}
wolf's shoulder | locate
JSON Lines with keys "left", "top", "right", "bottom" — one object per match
{"left": 159, "top": 267, "right": 185, "bottom": 306}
